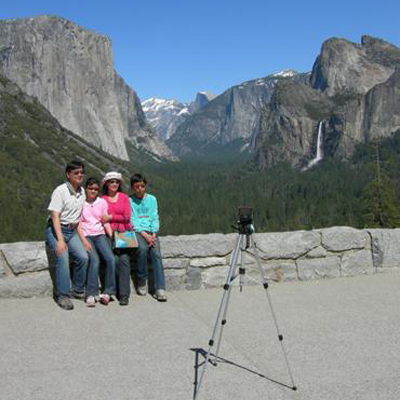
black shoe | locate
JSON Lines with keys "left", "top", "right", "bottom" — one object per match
{"left": 57, "top": 296, "right": 74, "bottom": 310}
{"left": 70, "top": 291, "right": 85, "bottom": 300}
{"left": 119, "top": 297, "right": 129, "bottom": 306}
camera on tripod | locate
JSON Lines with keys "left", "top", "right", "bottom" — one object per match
{"left": 194, "top": 205, "right": 297, "bottom": 399}
{"left": 237, "top": 206, "right": 254, "bottom": 235}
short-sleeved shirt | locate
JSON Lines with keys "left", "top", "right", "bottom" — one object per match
{"left": 80, "top": 197, "right": 108, "bottom": 237}
{"left": 47, "top": 182, "right": 86, "bottom": 224}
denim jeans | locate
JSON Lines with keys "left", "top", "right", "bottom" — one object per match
{"left": 114, "top": 249, "right": 132, "bottom": 299}
{"left": 135, "top": 233, "right": 166, "bottom": 291}
{"left": 45, "top": 225, "right": 89, "bottom": 298}
{"left": 86, "top": 235, "right": 116, "bottom": 297}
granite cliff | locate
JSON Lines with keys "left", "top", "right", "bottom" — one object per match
{"left": 168, "top": 70, "right": 307, "bottom": 157}
{"left": 255, "top": 35, "right": 400, "bottom": 169}
{"left": 0, "top": 15, "right": 175, "bottom": 162}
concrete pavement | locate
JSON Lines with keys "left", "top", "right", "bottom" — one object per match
{"left": 1, "top": 273, "right": 400, "bottom": 400}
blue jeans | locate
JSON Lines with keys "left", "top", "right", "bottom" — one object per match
{"left": 135, "top": 233, "right": 166, "bottom": 291}
{"left": 86, "top": 235, "right": 116, "bottom": 297}
{"left": 45, "top": 225, "right": 89, "bottom": 298}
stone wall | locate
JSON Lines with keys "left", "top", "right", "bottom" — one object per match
{"left": 1, "top": 227, "right": 400, "bottom": 298}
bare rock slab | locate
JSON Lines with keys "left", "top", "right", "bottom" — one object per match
{"left": 297, "top": 257, "right": 341, "bottom": 280}
{"left": 255, "top": 231, "right": 320, "bottom": 260}
{"left": 0, "top": 242, "right": 48, "bottom": 275}
{"left": 341, "top": 249, "right": 374, "bottom": 276}
{"left": 262, "top": 261, "right": 297, "bottom": 282}
{"left": 321, "top": 227, "right": 370, "bottom": 252}
{"left": 160, "top": 234, "right": 236, "bottom": 258}
{"left": 0, "top": 250, "right": 7, "bottom": 277}
{"left": 0, "top": 271, "right": 52, "bottom": 298}
{"left": 367, "top": 229, "right": 400, "bottom": 269}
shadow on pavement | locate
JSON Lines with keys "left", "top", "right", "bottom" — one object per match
{"left": 190, "top": 347, "right": 294, "bottom": 399}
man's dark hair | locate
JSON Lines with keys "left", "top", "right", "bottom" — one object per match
{"left": 85, "top": 177, "right": 100, "bottom": 188}
{"left": 65, "top": 160, "right": 85, "bottom": 174}
{"left": 130, "top": 173, "right": 147, "bottom": 186}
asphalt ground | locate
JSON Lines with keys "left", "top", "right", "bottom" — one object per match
{"left": 1, "top": 273, "right": 400, "bottom": 400}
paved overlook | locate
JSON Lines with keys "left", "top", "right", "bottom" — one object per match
{"left": 1, "top": 273, "right": 400, "bottom": 400}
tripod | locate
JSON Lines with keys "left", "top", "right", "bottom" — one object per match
{"left": 194, "top": 223, "right": 297, "bottom": 399}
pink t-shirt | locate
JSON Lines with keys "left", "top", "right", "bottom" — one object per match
{"left": 80, "top": 197, "right": 109, "bottom": 237}
{"left": 102, "top": 192, "right": 133, "bottom": 233}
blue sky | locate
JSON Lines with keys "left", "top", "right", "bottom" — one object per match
{"left": 2, "top": 1, "right": 400, "bottom": 103}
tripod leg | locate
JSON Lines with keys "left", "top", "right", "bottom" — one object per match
{"left": 194, "top": 235, "right": 243, "bottom": 400}
{"left": 213, "top": 234, "right": 245, "bottom": 363}
{"left": 252, "top": 237, "right": 297, "bottom": 391}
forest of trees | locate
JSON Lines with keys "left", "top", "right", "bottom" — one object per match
{"left": 3, "top": 121, "right": 400, "bottom": 243}
{"left": 145, "top": 130, "right": 400, "bottom": 236}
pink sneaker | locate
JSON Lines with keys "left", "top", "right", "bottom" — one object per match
{"left": 86, "top": 296, "right": 96, "bottom": 307}
{"left": 99, "top": 294, "right": 110, "bottom": 305}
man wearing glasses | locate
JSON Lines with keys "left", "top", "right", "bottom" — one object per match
{"left": 45, "top": 161, "right": 89, "bottom": 310}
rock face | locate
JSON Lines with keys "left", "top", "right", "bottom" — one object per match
{"left": 188, "top": 91, "right": 216, "bottom": 113}
{"left": 2, "top": 226, "right": 400, "bottom": 298}
{"left": 168, "top": 70, "right": 306, "bottom": 157}
{"left": 255, "top": 36, "right": 400, "bottom": 169}
{"left": 310, "top": 37, "right": 395, "bottom": 96}
{"left": 0, "top": 15, "right": 175, "bottom": 161}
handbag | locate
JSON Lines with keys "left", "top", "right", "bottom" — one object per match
{"left": 113, "top": 230, "right": 138, "bottom": 249}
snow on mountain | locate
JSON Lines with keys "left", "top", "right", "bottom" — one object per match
{"left": 142, "top": 92, "right": 215, "bottom": 140}
{"left": 142, "top": 98, "right": 190, "bottom": 140}
{"left": 271, "top": 69, "right": 298, "bottom": 78}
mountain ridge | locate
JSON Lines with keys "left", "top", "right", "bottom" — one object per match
{"left": 167, "top": 70, "right": 308, "bottom": 158}
{"left": 0, "top": 15, "right": 175, "bottom": 162}
{"left": 255, "top": 35, "right": 400, "bottom": 169}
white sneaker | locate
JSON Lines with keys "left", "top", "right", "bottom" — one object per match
{"left": 137, "top": 285, "right": 147, "bottom": 296}
{"left": 154, "top": 289, "right": 167, "bottom": 302}
{"left": 86, "top": 296, "right": 96, "bottom": 307}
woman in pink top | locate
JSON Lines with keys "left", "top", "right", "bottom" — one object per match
{"left": 101, "top": 172, "right": 133, "bottom": 306}
{"left": 78, "top": 178, "right": 116, "bottom": 307}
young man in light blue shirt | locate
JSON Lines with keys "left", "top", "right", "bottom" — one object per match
{"left": 130, "top": 173, "right": 167, "bottom": 302}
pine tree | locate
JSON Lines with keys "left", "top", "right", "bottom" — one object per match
{"left": 362, "top": 141, "right": 400, "bottom": 228}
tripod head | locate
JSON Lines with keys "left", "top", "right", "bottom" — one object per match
{"left": 236, "top": 206, "right": 254, "bottom": 233}
{"left": 232, "top": 207, "right": 254, "bottom": 248}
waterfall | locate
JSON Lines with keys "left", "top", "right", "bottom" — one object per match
{"left": 303, "top": 121, "right": 323, "bottom": 170}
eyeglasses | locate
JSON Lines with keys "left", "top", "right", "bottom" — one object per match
{"left": 108, "top": 179, "right": 120, "bottom": 184}
{"left": 71, "top": 170, "right": 84, "bottom": 176}
{"left": 87, "top": 187, "right": 99, "bottom": 192}
{"left": 133, "top": 184, "right": 146, "bottom": 189}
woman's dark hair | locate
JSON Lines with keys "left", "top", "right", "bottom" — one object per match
{"left": 102, "top": 180, "right": 124, "bottom": 195}
{"left": 130, "top": 173, "right": 147, "bottom": 186}
{"left": 65, "top": 160, "right": 85, "bottom": 174}
{"left": 85, "top": 177, "right": 100, "bottom": 188}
